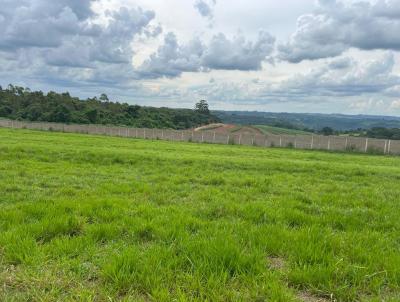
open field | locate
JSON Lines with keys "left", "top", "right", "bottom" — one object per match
{"left": 255, "top": 125, "right": 312, "bottom": 136}
{"left": 1, "top": 128, "right": 400, "bottom": 301}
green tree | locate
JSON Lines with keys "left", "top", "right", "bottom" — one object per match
{"left": 50, "top": 105, "right": 71, "bottom": 123}
{"left": 0, "top": 105, "right": 12, "bottom": 116}
{"left": 321, "top": 127, "right": 334, "bottom": 136}
{"left": 100, "top": 93, "right": 109, "bottom": 102}
{"left": 195, "top": 100, "right": 210, "bottom": 114}
{"left": 85, "top": 109, "right": 98, "bottom": 123}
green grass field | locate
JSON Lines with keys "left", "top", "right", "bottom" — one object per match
{"left": 1, "top": 128, "right": 400, "bottom": 301}
{"left": 255, "top": 125, "right": 312, "bottom": 136}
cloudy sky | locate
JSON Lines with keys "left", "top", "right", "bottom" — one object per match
{"left": 1, "top": 0, "right": 400, "bottom": 115}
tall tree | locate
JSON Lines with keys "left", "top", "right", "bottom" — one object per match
{"left": 195, "top": 100, "right": 210, "bottom": 114}
{"left": 100, "top": 93, "right": 109, "bottom": 102}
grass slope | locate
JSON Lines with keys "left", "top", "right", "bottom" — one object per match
{"left": 255, "top": 125, "right": 312, "bottom": 135}
{"left": 0, "top": 128, "right": 400, "bottom": 301}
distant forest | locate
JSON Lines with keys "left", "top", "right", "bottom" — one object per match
{"left": 0, "top": 85, "right": 219, "bottom": 129}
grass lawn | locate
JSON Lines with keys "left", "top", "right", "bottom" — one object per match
{"left": 255, "top": 125, "right": 312, "bottom": 136}
{"left": 0, "top": 128, "right": 399, "bottom": 301}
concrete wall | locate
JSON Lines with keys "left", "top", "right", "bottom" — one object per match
{"left": 1, "top": 119, "right": 399, "bottom": 155}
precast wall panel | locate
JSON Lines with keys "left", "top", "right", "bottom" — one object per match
{"left": 367, "top": 138, "right": 386, "bottom": 154}
{"left": 388, "top": 140, "right": 400, "bottom": 155}
{"left": 48, "top": 123, "right": 64, "bottom": 132}
{"left": 181, "top": 131, "right": 193, "bottom": 142}
{"left": 254, "top": 135, "right": 268, "bottom": 147}
{"left": 239, "top": 134, "right": 254, "bottom": 146}
{"left": 280, "top": 135, "right": 296, "bottom": 148}
{"left": 264, "top": 134, "right": 281, "bottom": 147}
{"left": 295, "top": 135, "right": 313, "bottom": 149}
{"left": 191, "top": 131, "right": 204, "bottom": 143}
{"left": 312, "top": 135, "right": 328, "bottom": 150}
{"left": 213, "top": 133, "right": 229, "bottom": 144}
{"left": 162, "top": 129, "right": 175, "bottom": 141}
{"left": 202, "top": 131, "right": 215, "bottom": 143}
{"left": 0, "top": 119, "right": 10, "bottom": 127}
{"left": 346, "top": 137, "right": 366, "bottom": 152}
{"left": 328, "top": 136, "right": 347, "bottom": 151}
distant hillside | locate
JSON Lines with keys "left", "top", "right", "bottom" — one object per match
{"left": 0, "top": 85, "right": 219, "bottom": 129}
{"left": 214, "top": 111, "right": 400, "bottom": 131}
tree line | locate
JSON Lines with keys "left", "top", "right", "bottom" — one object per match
{"left": 278, "top": 125, "right": 400, "bottom": 140}
{"left": 347, "top": 127, "right": 400, "bottom": 140}
{"left": 0, "top": 85, "right": 219, "bottom": 129}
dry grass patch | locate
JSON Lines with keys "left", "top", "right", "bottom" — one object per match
{"left": 297, "top": 291, "right": 333, "bottom": 302}
{"left": 267, "top": 256, "right": 286, "bottom": 271}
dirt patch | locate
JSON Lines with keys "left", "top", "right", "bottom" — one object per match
{"left": 265, "top": 257, "right": 333, "bottom": 302}
{"left": 194, "top": 123, "right": 225, "bottom": 131}
{"left": 233, "top": 126, "right": 263, "bottom": 135}
{"left": 195, "top": 124, "right": 263, "bottom": 135}
{"left": 297, "top": 291, "right": 333, "bottom": 302}
{"left": 267, "top": 256, "right": 286, "bottom": 271}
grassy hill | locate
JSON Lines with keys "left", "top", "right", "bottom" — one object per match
{"left": 1, "top": 128, "right": 400, "bottom": 301}
{"left": 255, "top": 125, "right": 312, "bottom": 135}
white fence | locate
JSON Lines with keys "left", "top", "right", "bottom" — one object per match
{"left": 1, "top": 119, "right": 399, "bottom": 155}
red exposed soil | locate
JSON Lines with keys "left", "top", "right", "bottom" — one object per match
{"left": 195, "top": 124, "right": 263, "bottom": 135}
